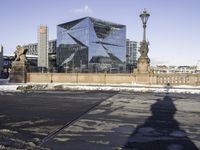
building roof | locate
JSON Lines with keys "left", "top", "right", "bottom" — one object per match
{"left": 58, "top": 17, "right": 125, "bottom": 28}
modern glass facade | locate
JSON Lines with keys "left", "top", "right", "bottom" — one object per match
{"left": 23, "top": 40, "right": 56, "bottom": 55}
{"left": 57, "top": 17, "right": 126, "bottom": 72}
{"left": 126, "top": 39, "right": 137, "bottom": 72}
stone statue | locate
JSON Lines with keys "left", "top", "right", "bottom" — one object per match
{"left": 10, "top": 45, "right": 28, "bottom": 83}
{"left": 14, "top": 45, "right": 27, "bottom": 62}
{"left": 139, "top": 41, "right": 149, "bottom": 58}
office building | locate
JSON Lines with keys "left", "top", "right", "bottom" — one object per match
{"left": 57, "top": 17, "right": 126, "bottom": 72}
{"left": 23, "top": 43, "right": 38, "bottom": 55}
{"left": 38, "top": 25, "right": 49, "bottom": 70}
{"left": 23, "top": 40, "right": 56, "bottom": 55}
{"left": 126, "top": 39, "right": 137, "bottom": 72}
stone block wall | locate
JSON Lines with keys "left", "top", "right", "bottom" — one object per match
{"left": 26, "top": 73, "right": 200, "bottom": 86}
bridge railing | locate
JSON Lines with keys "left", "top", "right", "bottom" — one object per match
{"left": 26, "top": 72, "right": 200, "bottom": 86}
{"left": 156, "top": 73, "right": 200, "bottom": 85}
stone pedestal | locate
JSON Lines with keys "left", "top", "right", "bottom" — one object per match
{"left": 135, "top": 72, "right": 150, "bottom": 84}
{"left": 137, "top": 57, "right": 151, "bottom": 73}
{"left": 134, "top": 57, "right": 154, "bottom": 84}
{"left": 10, "top": 61, "right": 27, "bottom": 83}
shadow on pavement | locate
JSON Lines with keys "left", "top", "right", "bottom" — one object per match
{"left": 123, "top": 94, "right": 198, "bottom": 150}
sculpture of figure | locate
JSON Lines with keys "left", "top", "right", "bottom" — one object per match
{"left": 14, "top": 45, "right": 27, "bottom": 62}
{"left": 139, "top": 41, "right": 149, "bottom": 58}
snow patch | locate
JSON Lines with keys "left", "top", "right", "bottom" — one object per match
{"left": 1, "top": 83, "right": 200, "bottom": 94}
{"left": 88, "top": 109, "right": 106, "bottom": 115}
{"left": 0, "top": 129, "right": 18, "bottom": 134}
{"left": 54, "top": 137, "right": 70, "bottom": 142}
{"left": 0, "top": 85, "right": 18, "bottom": 92}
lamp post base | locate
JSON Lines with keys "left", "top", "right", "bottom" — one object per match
{"left": 136, "top": 57, "right": 151, "bottom": 73}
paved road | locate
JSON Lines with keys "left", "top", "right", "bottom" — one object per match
{"left": 0, "top": 91, "right": 115, "bottom": 149}
{"left": 0, "top": 91, "right": 200, "bottom": 150}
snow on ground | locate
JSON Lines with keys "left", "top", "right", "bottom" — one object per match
{"left": 27, "top": 82, "right": 200, "bottom": 94}
{"left": 0, "top": 85, "right": 18, "bottom": 92}
{"left": 0, "top": 82, "right": 200, "bottom": 94}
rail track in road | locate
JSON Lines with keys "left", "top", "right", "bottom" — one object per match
{"left": 39, "top": 92, "right": 115, "bottom": 146}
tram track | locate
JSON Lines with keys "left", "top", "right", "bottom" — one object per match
{"left": 39, "top": 93, "right": 116, "bottom": 146}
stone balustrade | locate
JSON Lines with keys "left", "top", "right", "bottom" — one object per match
{"left": 26, "top": 72, "right": 200, "bottom": 86}
{"left": 156, "top": 74, "right": 200, "bottom": 85}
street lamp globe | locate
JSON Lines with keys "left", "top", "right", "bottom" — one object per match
{"left": 140, "top": 10, "right": 150, "bottom": 41}
{"left": 140, "top": 10, "right": 150, "bottom": 25}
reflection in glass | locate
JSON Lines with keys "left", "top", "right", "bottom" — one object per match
{"left": 57, "top": 17, "right": 126, "bottom": 72}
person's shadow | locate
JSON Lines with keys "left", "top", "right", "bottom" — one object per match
{"left": 123, "top": 95, "right": 198, "bottom": 150}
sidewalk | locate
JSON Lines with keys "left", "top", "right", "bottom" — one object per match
{"left": 42, "top": 92, "right": 200, "bottom": 150}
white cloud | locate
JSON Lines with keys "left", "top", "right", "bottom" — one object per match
{"left": 73, "top": 5, "right": 93, "bottom": 13}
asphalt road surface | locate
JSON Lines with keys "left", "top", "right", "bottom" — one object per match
{"left": 0, "top": 91, "right": 200, "bottom": 150}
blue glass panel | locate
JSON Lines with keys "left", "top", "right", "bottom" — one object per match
{"left": 57, "top": 17, "right": 126, "bottom": 72}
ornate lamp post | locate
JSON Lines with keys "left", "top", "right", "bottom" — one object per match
{"left": 136, "top": 10, "right": 151, "bottom": 73}
{"left": 140, "top": 10, "right": 150, "bottom": 42}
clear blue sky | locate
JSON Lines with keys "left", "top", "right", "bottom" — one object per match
{"left": 0, "top": 0, "right": 200, "bottom": 66}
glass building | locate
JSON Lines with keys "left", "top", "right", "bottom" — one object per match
{"left": 57, "top": 17, "right": 126, "bottom": 72}
{"left": 126, "top": 39, "right": 137, "bottom": 72}
{"left": 23, "top": 40, "right": 56, "bottom": 55}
